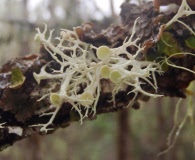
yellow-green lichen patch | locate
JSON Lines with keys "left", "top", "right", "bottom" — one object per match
{"left": 50, "top": 93, "right": 62, "bottom": 106}
{"left": 109, "top": 70, "right": 122, "bottom": 84}
{"left": 9, "top": 68, "right": 26, "bottom": 89}
{"left": 96, "top": 46, "right": 112, "bottom": 61}
{"left": 100, "top": 65, "right": 111, "bottom": 79}
{"left": 79, "top": 92, "right": 94, "bottom": 106}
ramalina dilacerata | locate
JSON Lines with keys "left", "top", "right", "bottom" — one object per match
{"left": 31, "top": 0, "right": 195, "bottom": 133}
{"left": 32, "top": 17, "right": 162, "bottom": 132}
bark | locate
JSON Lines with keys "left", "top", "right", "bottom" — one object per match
{"left": 156, "top": 99, "right": 166, "bottom": 160}
{"left": 0, "top": 1, "right": 194, "bottom": 151}
{"left": 117, "top": 109, "right": 131, "bottom": 160}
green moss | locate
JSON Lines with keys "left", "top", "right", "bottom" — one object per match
{"left": 157, "top": 32, "right": 181, "bottom": 56}
{"left": 185, "top": 36, "right": 195, "bottom": 49}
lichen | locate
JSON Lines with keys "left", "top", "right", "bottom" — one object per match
{"left": 32, "top": 17, "right": 162, "bottom": 133}
{"left": 0, "top": 121, "right": 6, "bottom": 129}
{"left": 30, "top": 0, "right": 195, "bottom": 133}
{"left": 165, "top": 0, "right": 195, "bottom": 36}
{"left": 9, "top": 67, "right": 26, "bottom": 89}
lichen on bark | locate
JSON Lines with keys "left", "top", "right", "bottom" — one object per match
{"left": 0, "top": 0, "right": 194, "bottom": 151}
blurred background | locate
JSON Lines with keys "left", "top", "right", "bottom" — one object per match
{"left": 0, "top": 0, "right": 195, "bottom": 160}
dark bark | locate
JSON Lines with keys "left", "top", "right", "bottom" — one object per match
{"left": 156, "top": 99, "right": 166, "bottom": 160}
{"left": 0, "top": 1, "right": 194, "bottom": 151}
{"left": 117, "top": 109, "right": 131, "bottom": 160}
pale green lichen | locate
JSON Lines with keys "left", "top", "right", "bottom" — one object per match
{"left": 96, "top": 46, "right": 112, "bottom": 61}
{"left": 32, "top": 17, "right": 162, "bottom": 133}
{"left": 9, "top": 68, "right": 26, "bottom": 89}
{"left": 109, "top": 70, "right": 122, "bottom": 84}
{"left": 32, "top": 0, "right": 195, "bottom": 132}
{"left": 100, "top": 65, "right": 111, "bottom": 78}
{"left": 50, "top": 93, "right": 63, "bottom": 106}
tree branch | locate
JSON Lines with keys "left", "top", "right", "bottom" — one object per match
{"left": 0, "top": 1, "right": 194, "bottom": 151}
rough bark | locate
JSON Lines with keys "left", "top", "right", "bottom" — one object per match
{"left": 0, "top": 1, "right": 194, "bottom": 151}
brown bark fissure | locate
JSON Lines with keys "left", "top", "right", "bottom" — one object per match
{"left": 0, "top": 1, "right": 194, "bottom": 151}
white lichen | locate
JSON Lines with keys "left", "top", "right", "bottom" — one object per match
{"left": 158, "top": 82, "right": 195, "bottom": 157}
{"left": 165, "top": 0, "right": 195, "bottom": 36}
{"left": 0, "top": 122, "right": 6, "bottom": 129}
{"left": 32, "top": 17, "right": 162, "bottom": 133}
{"left": 163, "top": 52, "right": 195, "bottom": 75}
{"left": 8, "top": 126, "right": 23, "bottom": 136}
{"left": 156, "top": 0, "right": 195, "bottom": 155}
